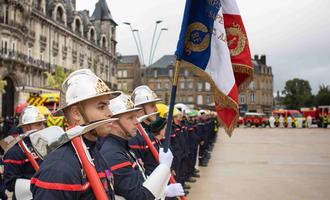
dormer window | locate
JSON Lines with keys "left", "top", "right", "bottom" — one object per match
{"left": 90, "top": 28, "right": 96, "bottom": 43}
{"left": 56, "top": 7, "right": 64, "bottom": 24}
{"left": 101, "top": 36, "right": 107, "bottom": 49}
{"left": 75, "top": 19, "right": 81, "bottom": 35}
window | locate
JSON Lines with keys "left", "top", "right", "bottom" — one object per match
{"left": 205, "top": 95, "right": 211, "bottom": 104}
{"left": 165, "top": 82, "right": 169, "bottom": 90}
{"left": 3, "top": 3, "right": 8, "bottom": 24}
{"left": 156, "top": 82, "right": 161, "bottom": 90}
{"left": 1, "top": 39, "right": 8, "bottom": 55}
{"left": 117, "top": 83, "right": 122, "bottom": 90}
{"left": 250, "top": 92, "right": 255, "bottom": 103}
{"left": 117, "top": 70, "right": 122, "bottom": 78}
{"left": 169, "top": 69, "right": 173, "bottom": 77}
{"left": 188, "top": 81, "right": 193, "bottom": 89}
{"left": 184, "top": 69, "right": 189, "bottom": 77}
{"left": 102, "top": 36, "right": 107, "bottom": 48}
{"left": 249, "top": 81, "right": 254, "bottom": 90}
{"left": 123, "top": 70, "right": 128, "bottom": 78}
{"left": 74, "top": 18, "right": 82, "bottom": 35}
{"left": 12, "top": 40, "right": 16, "bottom": 54}
{"left": 239, "top": 94, "right": 245, "bottom": 104}
{"left": 205, "top": 82, "right": 211, "bottom": 91}
{"left": 180, "top": 81, "right": 185, "bottom": 89}
{"left": 56, "top": 6, "right": 64, "bottom": 24}
{"left": 90, "top": 28, "right": 95, "bottom": 43}
{"left": 188, "top": 96, "right": 194, "bottom": 102}
{"left": 122, "top": 82, "right": 128, "bottom": 90}
{"left": 153, "top": 70, "right": 158, "bottom": 78}
{"left": 197, "top": 82, "right": 203, "bottom": 91}
{"left": 197, "top": 95, "right": 203, "bottom": 105}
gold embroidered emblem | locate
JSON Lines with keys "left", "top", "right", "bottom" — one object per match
{"left": 226, "top": 23, "right": 246, "bottom": 57}
{"left": 125, "top": 98, "right": 135, "bottom": 109}
{"left": 151, "top": 91, "right": 158, "bottom": 100}
{"left": 95, "top": 79, "right": 110, "bottom": 94}
{"left": 184, "top": 22, "right": 210, "bottom": 55}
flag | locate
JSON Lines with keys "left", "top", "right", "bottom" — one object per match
{"left": 222, "top": 0, "right": 253, "bottom": 88}
{"left": 176, "top": 0, "right": 252, "bottom": 135}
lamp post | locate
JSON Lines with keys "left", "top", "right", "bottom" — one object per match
{"left": 123, "top": 22, "right": 144, "bottom": 65}
{"left": 148, "top": 20, "right": 162, "bottom": 66}
{"left": 132, "top": 29, "right": 145, "bottom": 66}
{"left": 150, "top": 28, "right": 168, "bottom": 65}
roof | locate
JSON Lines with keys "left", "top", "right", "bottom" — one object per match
{"left": 119, "top": 55, "right": 140, "bottom": 64}
{"left": 149, "top": 55, "right": 176, "bottom": 68}
{"left": 91, "top": 0, "right": 116, "bottom": 23}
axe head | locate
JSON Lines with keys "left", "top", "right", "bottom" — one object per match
{"left": 29, "top": 118, "right": 118, "bottom": 159}
{"left": 0, "top": 129, "right": 37, "bottom": 155}
{"left": 137, "top": 112, "right": 159, "bottom": 123}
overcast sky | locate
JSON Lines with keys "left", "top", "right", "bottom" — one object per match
{"left": 77, "top": 0, "right": 330, "bottom": 94}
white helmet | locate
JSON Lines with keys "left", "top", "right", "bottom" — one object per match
{"left": 131, "top": 85, "right": 161, "bottom": 107}
{"left": 18, "top": 106, "right": 46, "bottom": 127}
{"left": 109, "top": 93, "right": 141, "bottom": 117}
{"left": 58, "top": 69, "right": 121, "bottom": 111}
{"left": 175, "top": 103, "right": 191, "bottom": 114}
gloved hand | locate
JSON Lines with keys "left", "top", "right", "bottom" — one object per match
{"left": 165, "top": 183, "right": 185, "bottom": 197}
{"left": 159, "top": 148, "right": 173, "bottom": 169}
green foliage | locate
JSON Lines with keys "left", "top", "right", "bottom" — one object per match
{"left": 0, "top": 80, "right": 7, "bottom": 94}
{"left": 282, "top": 78, "right": 313, "bottom": 109}
{"left": 45, "top": 65, "right": 72, "bottom": 89}
{"left": 315, "top": 84, "right": 330, "bottom": 106}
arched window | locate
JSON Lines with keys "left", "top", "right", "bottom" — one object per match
{"left": 102, "top": 36, "right": 107, "bottom": 48}
{"left": 75, "top": 19, "right": 81, "bottom": 35}
{"left": 90, "top": 28, "right": 95, "bottom": 43}
{"left": 56, "top": 7, "right": 64, "bottom": 24}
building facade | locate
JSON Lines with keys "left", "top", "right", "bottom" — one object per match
{"left": 146, "top": 55, "right": 214, "bottom": 109}
{"left": 0, "top": 0, "right": 118, "bottom": 119}
{"left": 117, "top": 55, "right": 143, "bottom": 93}
{"left": 239, "top": 55, "right": 274, "bottom": 115}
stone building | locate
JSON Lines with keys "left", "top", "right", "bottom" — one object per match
{"left": 117, "top": 55, "right": 143, "bottom": 93}
{"left": 0, "top": 0, "right": 118, "bottom": 119}
{"left": 239, "top": 55, "right": 274, "bottom": 115}
{"left": 146, "top": 55, "right": 214, "bottom": 109}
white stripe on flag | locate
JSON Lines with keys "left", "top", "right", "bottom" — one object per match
{"left": 205, "top": 7, "right": 235, "bottom": 95}
{"left": 221, "top": 0, "right": 240, "bottom": 15}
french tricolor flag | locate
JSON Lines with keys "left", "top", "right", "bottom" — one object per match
{"left": 176, "top": 0, "right": 252, "bottom": 136}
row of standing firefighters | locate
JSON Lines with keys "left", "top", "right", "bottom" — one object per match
{"left": 0, "top": 69, "right": 220, "bottom": 200}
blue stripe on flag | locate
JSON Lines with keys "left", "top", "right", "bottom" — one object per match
{"left": 175, "top": 0, "right": 221, "bottom": 71}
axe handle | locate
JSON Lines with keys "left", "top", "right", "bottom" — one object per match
{"left": 137, "top": 124, "right": 187, "bottom": 200}
{"left": 18, "top": 140, "right": 39, "bottom": 171}
{"left": 71, "top": 136, "right": 108, "bottom": 200}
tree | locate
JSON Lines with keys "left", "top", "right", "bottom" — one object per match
{"left": 315, "top": 84, "right": 330, "bottom": 106}
{"left": 0, "top": 80, "right": 7, "bottom": 94}
{"left": 282, "top": 78, "right": 313, "bottom": 109}
{"left": 45, "top": 65, "right": 72, "bottom": 89}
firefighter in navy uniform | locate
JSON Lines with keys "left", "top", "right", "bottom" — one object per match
{"left": 3, "top": 106, "right": 45, "bottom": 200}
{"left": 31, "top": 69, "right": 119, "bottom": 199}
{"left": 128, "top": 85, "right": 161, "bottom": 176}
{"left": 100, "top": 94, "right": 184, "bottom": 200}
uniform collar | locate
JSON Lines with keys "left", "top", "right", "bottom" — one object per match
{"left": 107, "top": 134, "right": 128, "bottom": 149}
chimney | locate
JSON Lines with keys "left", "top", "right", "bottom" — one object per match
{"left": 254, "top": 54, "right": 259, "bottom": 61}
{"left": 84, "top": 9, "right": 89, "bottom": 17}
{"left": 260, "top": 54, "right": 266, "bottom": 65}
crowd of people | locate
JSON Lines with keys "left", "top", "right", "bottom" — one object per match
{"left": 0, "top": 69, "right": 220, "bottom": 200}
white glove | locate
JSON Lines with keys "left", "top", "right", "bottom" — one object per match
{"left": 165, "top": 183, "right": 185, "bottom": 197}
{"left": 159, "top": 148, "right": 173, "bottom": 169}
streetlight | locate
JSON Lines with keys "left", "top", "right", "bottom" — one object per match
{"left": 132, "top": 29, "right": 145, "bottom": 66}
{"left": 148, "top": 20, "right": 162, "bottom": 66}
{"left": 150, "top": 28, "right": 168, "bottom": 65}
{"left": 123, "top": 22, "right": 144, "bottom": 65}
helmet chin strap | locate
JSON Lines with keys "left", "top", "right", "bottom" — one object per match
{"left": 78, "top": 102, "right": 98, "bottom": 137}
{"left": 117, "top": 120, "right": 132, "bottom": 139}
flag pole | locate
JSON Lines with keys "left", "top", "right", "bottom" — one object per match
{"left": 137, "top": 124, "right": 187, "bottom": 200}
{"left": 163, "top": 59, "right": 181, "bottom": 152}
